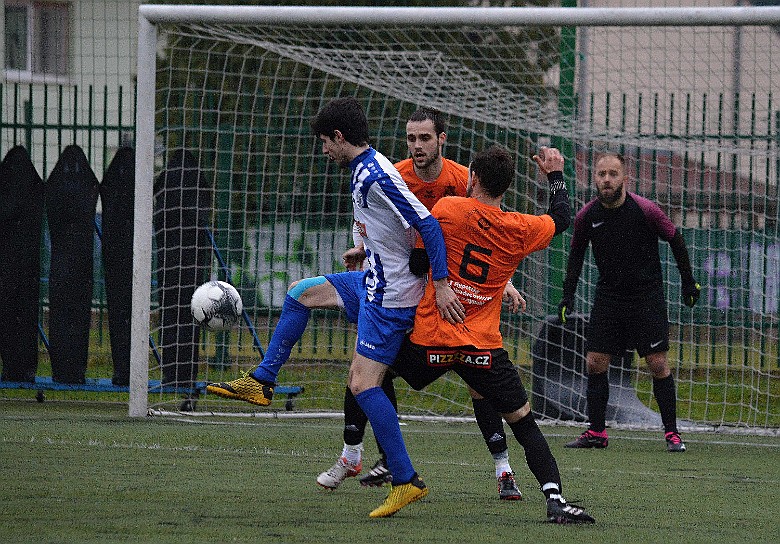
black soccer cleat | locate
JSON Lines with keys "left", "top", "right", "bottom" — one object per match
{"left": 565, "top": 429, "right": 608, "bottom": 449}
{"left": 665, "top": 431, "right": 687, "bottom": 452}
{"left": 497, "top": 471, "right": 522, "bottom": 500}
{"left": 546, "top": 499, "right": 595, "bottom": 524}
{"left": 359, "top": 458, "right": 393, "bottom": 487}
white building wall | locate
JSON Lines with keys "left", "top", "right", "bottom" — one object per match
{"left": 1, "top": 0, "right": 142, "bottom": 181}
{"left": 578, "top": 0, "right": 779, "bottom": 187}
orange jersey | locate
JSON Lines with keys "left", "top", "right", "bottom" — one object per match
{"left": 394, "top": 157, "right": 468, "bottom": 211}
{"left": 395, "top": 157, "right": 468, "bottom": 248}
{"left": 410, "top": 197, "right": 555, "bottom": 349}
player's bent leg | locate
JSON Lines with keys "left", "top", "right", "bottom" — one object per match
{"left": 208, "top": 277, "right": 341, "bottom": 405}
{"left": 504, "top": 404, "right": 594, "bottom": 523}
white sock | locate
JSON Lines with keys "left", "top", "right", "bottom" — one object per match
{"left": 542, "top": 482, "right": 562, "bottom": 502}
{"left": 341, "top": 442, "right": 363, "bottom": 466}
{"left": 492, "top": 449, "right": 511, "bottom": 478}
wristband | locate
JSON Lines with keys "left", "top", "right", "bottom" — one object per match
{"left": 547, "top": 171, "right": 566, "bottom": 193}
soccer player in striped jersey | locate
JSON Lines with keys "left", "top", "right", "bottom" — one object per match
{"left": 558, "top": 151, "right": 700, "bottom": 452}
{"left": 207, "top": 97, "right": 464, "bottom": 518}
{"left": 391, "top": 144, "right": 595, "bottom": 524}
{"left": 319, "top": 107, "right": 525, "bottom": 501}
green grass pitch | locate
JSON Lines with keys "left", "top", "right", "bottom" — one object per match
{"left": 1, "top": 400, "right": 777, "bottom": 543}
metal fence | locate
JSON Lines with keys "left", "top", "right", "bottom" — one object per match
{"left": 1, "top": 82, "right": 778, "bottom": 367}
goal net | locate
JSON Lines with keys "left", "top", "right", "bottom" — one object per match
{"left": 132, "top": 6, "right": 780, "bottom": 433}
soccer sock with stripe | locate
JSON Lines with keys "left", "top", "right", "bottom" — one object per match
{"left": 586, "top": 371, "right": 610, "bottom": 433}
{"left": 471, "top": 397, "right": 511, "bottom": 476}
{"left": 354, "top": 386, "right": 415, "bottom": 484}
{"left": 507, "top": 412, "right": 561, "bottom": 497}
{"left": 251, "top": 295, "right": 310, "bottom": 384}
{"left": 653, "top": 374, "right": 679, "bottom": 434}
{"left": 343, "top": 385, "right": 368, "bottom": 446}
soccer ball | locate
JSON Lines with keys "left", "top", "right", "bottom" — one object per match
{"left": 190, "top": 280, "right": 242, "bottom": 331}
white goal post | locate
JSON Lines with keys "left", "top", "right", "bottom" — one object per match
{"left": 132, "top": 5, "right": 780, "bottom": 434}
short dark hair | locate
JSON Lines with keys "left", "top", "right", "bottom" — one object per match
{"left": 594, "top": 150, "right": 625, "bottom": 167}
{"left": 408, "top": 107, "right": 446, "bottom": 135}
{"left": 310, "top": 97, "right": 369, "bottom": 146}
{"left": 469, "top": 145, "right": 514, "bottom": 198}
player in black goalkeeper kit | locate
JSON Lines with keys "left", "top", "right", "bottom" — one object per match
{"left": 558, "top": 152, "right": 700, "bottom": 452}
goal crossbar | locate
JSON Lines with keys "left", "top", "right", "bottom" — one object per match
{"left": 138, "top": 5, "right": 780, "bottom": 27}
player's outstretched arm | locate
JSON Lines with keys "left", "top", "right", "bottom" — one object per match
{"left": 533, "top": 146, "right": 575, "bottom": 322}
{"left": 533, "top": 146, "right": 570, "bottom": 235}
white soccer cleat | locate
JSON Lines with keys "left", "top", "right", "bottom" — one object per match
{"left": 316, "top": 457, "right": 362, "bottom": 489}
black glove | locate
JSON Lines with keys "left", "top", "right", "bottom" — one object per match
{"left": 409, "top": 247, "right": 430, "bottom": 277}
{"left": 681, "top": 278, "right": 701, "bottom": 308}
{"left": 557, "top": 294, "right": 574, "bottom": 323}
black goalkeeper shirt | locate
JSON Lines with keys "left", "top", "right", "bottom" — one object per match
{"left": 563, "top": 192, "right": 678, "bottom": 301}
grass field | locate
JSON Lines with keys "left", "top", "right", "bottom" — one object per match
{"left": 1, "top": 400, "right": 778, "bottom": 543}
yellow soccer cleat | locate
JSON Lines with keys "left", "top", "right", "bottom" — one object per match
{"left": 206, "top": 372, "right": 274, "bottom": 406}
{"left": 368, "top": 474, "right": 428, "bottom": 518}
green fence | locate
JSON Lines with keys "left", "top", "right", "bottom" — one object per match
{"left": 2, "top": 82, "right": 779, "bottom": 367}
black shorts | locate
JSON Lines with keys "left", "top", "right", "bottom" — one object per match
{"left": 392, "top": 335, "right": 529, "bottom": 414}
{"left": 586, "top": 288, "right": 669, "bottom": 358}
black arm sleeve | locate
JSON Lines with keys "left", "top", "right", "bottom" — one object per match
{"left": 562, "top": 239, "right": 586, "bottom": 300}
{"left": 546, "top": 171, "right": 571, "bottom": 235}
{"left": 669, "top": 228, "right": 694, "bottom": 282}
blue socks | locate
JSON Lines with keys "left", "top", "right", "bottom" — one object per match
{"left": 355, "top": 386, "right": 415, "bottom": 484}
{"left": 251, "top": 295, "right": 310, "bottom": 384}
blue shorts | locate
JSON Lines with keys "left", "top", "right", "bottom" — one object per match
{"left": 325, "top": 271, "right": 365, "bottom": 324}
{"left": 326, "top": 271, "right": 417, "bottom": 365}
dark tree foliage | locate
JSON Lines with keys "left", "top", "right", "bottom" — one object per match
{"left": 154, "top": 0, "right": 560, "bottom": 228}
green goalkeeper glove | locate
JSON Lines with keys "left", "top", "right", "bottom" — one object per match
{"left": 681, "top": 279, "right": 701, "bottom": 308}
{"left": 557, "top": 295, "right": 574, "bottom": 323}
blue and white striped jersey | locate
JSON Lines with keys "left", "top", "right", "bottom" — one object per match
{"left": 349, "top": 147, "right": 431, "bottom": 308}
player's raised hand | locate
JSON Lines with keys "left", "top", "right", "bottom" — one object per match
{"left": 533, "top": 146, "right": 564, "bottom": 174}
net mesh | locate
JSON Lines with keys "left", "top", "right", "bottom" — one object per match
{"left": 147, "top": 18, "right": 779, "bottom": 431}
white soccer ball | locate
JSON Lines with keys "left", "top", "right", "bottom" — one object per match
{"left": 190, "top": 280, "right": 243, "bottom": 331}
